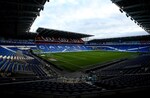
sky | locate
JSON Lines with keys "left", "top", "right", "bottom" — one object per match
{"left": 30, "top": 0, "right": 149, "bottom": 40}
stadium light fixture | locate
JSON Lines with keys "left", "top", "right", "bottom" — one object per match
{"left": 38, "top": 8, "right": 41, "bottom": 11}
{"left": 137, "top": 23, "right": 141, "bottom": 26}
{"left": 134, "top": 21, "right": 136, "bottom": 23}
{"left": 119, "top": 9, "right": 123, "bottom": 13}
{"left": 126, "top": 14, "right": 129, "bottom": 17}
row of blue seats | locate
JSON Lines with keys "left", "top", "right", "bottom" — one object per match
{"left": 99, "top": 67, "right": 150, "bottom": 76}
{"left": 0, "top": 46, "right": 15, "bottom": 57}
{"left": 1, "top": 44, "right": 150, "bottom": 55}
{"left": 0, "top": 45, "right": 38, "bottom": 57}
{"left": 0, "top": 60, "right": 49, "bottom": 78}
{"left": 0, "top": 59, "right": 49, "bottom": 77}
{"left": 89, "top": 54, "right": 150, "bottom": 91}
{"left": 0, "top": 76, "right": 53, "bottom": 84}
{"left": 0, "top": 80, "right": 102, "bottom": 95}
{"left": 37, "top": 44, "right": 92, "bottom": 53}
{"left": 94, "top": 74, "right": 150, "bottom": 90}
{"left": 0, "top": 46, "right": 48, "bottom": 77}
{"left": 92, "top": 55, "right": 150, "bottom": 77}
{"left": 1, "top": 44, "right": 92, "bottom": 54}
{"left": 87, "top": 45, "right": 150, "bottom": 52}
{"left": 0, "top": 59, "right": 31, "bottom": 73}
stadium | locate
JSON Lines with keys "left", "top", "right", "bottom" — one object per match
{"left": 0, "top": 0, "right": 150, "bottom": 98}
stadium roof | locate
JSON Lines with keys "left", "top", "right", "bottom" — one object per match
{"left": 36, "top": 27, "right": 93, "bottom": 39}
{"left": 88, "top": 35, "right": 150, "bottom": 42}
{"left": 0, "top": 0, "right": 48, "bottom": 38}
{"left": 111, "top": 0, "right": 150, "bottom": 34}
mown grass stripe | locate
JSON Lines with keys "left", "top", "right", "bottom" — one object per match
{"left": 39, "top": 51, "right": 138, "bottom": 72}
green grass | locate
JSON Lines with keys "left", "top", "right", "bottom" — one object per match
{"left": 39, "top": 51, "right": 138, "bottom": 72}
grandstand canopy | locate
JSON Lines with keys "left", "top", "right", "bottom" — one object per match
{"left": 36, "top": 27, "right": 93, "bottom": 39}
{"left": 88, "top": 35, "right": 150, "bottom": 43}
{"left": 0, "top": 0, "right": 48, "bottom": 38}
{"left": 111, "top": 0, "right": 150, "bottom": 34}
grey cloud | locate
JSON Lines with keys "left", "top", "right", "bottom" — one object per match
{"left": 30, "top": 0, "right": 149, "bottom": 40}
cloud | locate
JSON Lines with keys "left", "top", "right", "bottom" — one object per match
{"left": 30, "top": 0, "right": 149, "bottom": 39}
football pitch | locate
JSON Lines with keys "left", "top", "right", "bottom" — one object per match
{"left": 39, "top": 51, "right": 138, "bottom": 72}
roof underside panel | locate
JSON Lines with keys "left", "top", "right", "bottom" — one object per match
{"left": 111, "top": 0, "right": 150, "bottom": 34}
{"left": 36, "top": 27, "right": 93, "bottom": 39}
{"left": 0, "top": 0, "right": 48, "bottom": 38}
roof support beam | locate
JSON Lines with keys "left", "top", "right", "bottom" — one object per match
{"left": 128, "top": 10, "right": 149, "bottom": 15}
{"left": 123, "top": 4, "right": 145, "bottom": 10}
{"left": 136, "top": 19, "right": 150, "bottom": 22}
{"left": 140, "top": 22, "right": 150, "bottom": 26}
{"left": 111, "top": 0, "right": 123, "bottom": 3}
{"left": 0, "top": 16, "right": 36, "bottom": 19}
{"left": 0, "top": 18, "right": 35, "bottom": 21}
{"left": 141, "top": 25, "right": 150, "bottom": 28}
{"left": 0, "top": 1, "right": 44, "bottom": 9}
{"left": 0, "top": 19, "right": 33, "bottom": 22}
{"left": 132, "top": 15, "right": 150, "bottom": 20}
{"left": 1, "top": 10, "right": 39, "bottom": 15}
